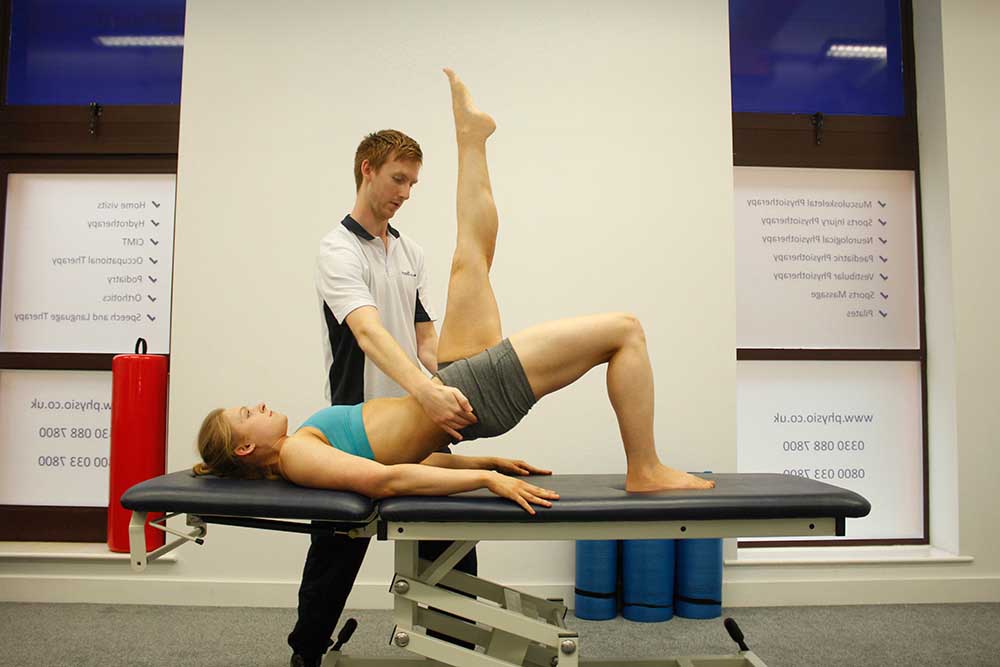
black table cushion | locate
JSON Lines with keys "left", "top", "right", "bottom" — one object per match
{"left": 379, "top": 473, "right": 870, "bottom": 523}
{"left": 120, "top": 470, "right": 376, "bottom": 523}
{"left": 121, "top": 471, "right": 869, "bottom": 525}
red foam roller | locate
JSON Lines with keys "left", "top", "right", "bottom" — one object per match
{"left": 108, "top": 339, "right": 168, "bottom": 553}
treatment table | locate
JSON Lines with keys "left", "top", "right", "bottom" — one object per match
{"left": 121, "top": 472, "right": 870, "bottom": 667}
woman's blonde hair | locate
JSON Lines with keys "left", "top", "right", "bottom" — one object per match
{"left": 193, "top": 408, "right": 278, "bottom": 480}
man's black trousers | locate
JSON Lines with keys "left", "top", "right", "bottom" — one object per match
{"left": 287, "top": 527, "right": 478, "bottom": 660}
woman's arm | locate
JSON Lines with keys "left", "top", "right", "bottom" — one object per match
{"left": 420, "top": 453, "right": 552, "bottom": 476}
{"left": 281, "top": 437, "right": 557, "bottom": 514}
{"left": 381, "top": 464, "right": 558, "bottom": 515}
{"left": 381, "top": 464, "right": 493, "bottom": 496}
{"left": 420, "top": 452, "right": 492, "bottom": 469}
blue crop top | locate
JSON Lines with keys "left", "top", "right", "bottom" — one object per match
{"left": 298, "top": 404, "right": 374, "bottom": 460}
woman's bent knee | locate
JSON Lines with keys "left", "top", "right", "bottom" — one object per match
{"left": 606, "top": 312, "right": 645, "bottom": 346}
{"left": 625, "top": 313, "right": 646, "bottom": 344}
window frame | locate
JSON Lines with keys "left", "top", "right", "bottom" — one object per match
{"left": 0, "top": 1, "right": 181, "bottom": 155}
{"left": 733, "top": 0, "right": 928, "bottom": 548}
{"left": 0, "top": 0, "right": 180, "bottom": 542}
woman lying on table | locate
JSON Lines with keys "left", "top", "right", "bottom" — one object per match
{"left": 194, "top": 69, "right": 714, "bottom": 514}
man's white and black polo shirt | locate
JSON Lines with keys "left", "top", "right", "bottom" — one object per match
{"left": 316, "top": 215, "right": 437, "bottom": 404}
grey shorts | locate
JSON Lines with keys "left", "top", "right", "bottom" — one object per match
{"left": 436, "top": 338, "right": 537, "bottom": 443}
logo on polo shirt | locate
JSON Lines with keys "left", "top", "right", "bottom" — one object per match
{"left": 401, "top": 270, "right": 417, "bottom": 277}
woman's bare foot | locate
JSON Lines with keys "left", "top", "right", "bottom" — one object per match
{"left": 444, "top": 68, "right": 496, "bottom": 141}
{"left": 626, "top": 464, "right": 716, "bottom": 492}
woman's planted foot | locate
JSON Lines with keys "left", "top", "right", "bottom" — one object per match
{"left": 626, "top": 464, "right": 716, "bottom": 492}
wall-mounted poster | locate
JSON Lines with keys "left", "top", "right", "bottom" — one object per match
{"left": 735, "top": 167, "right": 919, "bottom": 350}
{"left": 737, "top": 359, "right": 924, "bottom": 541}
{"left": 1, "top": 173, "right": 175, "bottom": 354}
{"left": 0, "top": 370, "right": 113, "bottom": 507}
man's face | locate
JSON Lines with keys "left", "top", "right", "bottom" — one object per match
{"left": 364, "top": 154, "right": 420, "bottom": 221}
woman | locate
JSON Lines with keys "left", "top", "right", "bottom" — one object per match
{"left": 196, "top": 69, "right": 715, "bottom": 514}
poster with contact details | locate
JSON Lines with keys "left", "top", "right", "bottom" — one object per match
{"left": 0, "top": 370, "right": 113, "bottom": 507}
{"left": 737, "top": 359, "right": 923, "bottom": 541}
{"left": 735, "top": 167, "right": 919, "bottom": 350}
{"left": 0, "top": 173, "right": 175, "bottom": 354}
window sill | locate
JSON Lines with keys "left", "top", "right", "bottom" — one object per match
{"left": 0, "top": 541, "right": 176, "bottom": 564}
{"left": 728, "top": 544, "right": 973, "bottom": 566}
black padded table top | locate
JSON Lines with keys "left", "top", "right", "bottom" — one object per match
{"left": 379, "top": 473, "right": 870, "bottom": 522}
{"left": 120, "top": 470, "right": 377, "bottom": 523}
{"left": 121, "top": 471, "right": 869, "bottom": 524}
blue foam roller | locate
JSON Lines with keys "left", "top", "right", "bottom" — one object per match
{"left": 622, "top": 539, "right": 675, "bottom": 622}
{"left": 675, "top": 538, "right": 723, "bottom": 619}
{"left": 574, "top": 540, "right": 618, "bottom": 620}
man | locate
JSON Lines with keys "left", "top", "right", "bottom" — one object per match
{"left": 287, "top": 130, "right": 479, "bottom": 666}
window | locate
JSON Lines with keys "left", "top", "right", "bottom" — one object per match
{"left": 731, "top": 0, "right": 927, "bottom": 546}
{"left": 7, "top": 0, "right": 184, "bottom": 105}
{"left": 730, "top": 0, "right": 905, "bottom": 116}
{"left": 0, "top": 1, "right": 183, "bottom": 541}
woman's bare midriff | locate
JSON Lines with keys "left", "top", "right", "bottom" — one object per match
{"left": 363, "top": 383, "right": 453, "bottom": 464}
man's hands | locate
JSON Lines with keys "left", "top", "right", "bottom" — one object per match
{"left": 345, "top": 310, "right": 475, "bottom": 439}
{"left": 416, "top": 382, "right": 477, "bottom": 440}
{"left": 484, "top": 471, "right": 560, "bottom": 515}
{"left": 490, "top": 457, "right": 552, "bottom": 476}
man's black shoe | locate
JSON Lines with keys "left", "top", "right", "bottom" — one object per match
{"left": 290, "top": 654, "right": 322, "bottom": 667}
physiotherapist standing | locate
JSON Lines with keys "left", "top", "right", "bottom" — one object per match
{"left": 286, "top": 129, "right": 480, "bottom": 667}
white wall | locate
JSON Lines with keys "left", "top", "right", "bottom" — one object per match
{"left": 934, "top": 0, "right": 1000, "bottom": 576}
{"left": 913, "top": 0, "right": 959, "bottom": 558}
{"left": 9, "top": 0, "right": 734, "bottom": 605}
{"left": 5, "top": 0, "right": 999, "bottom": 610}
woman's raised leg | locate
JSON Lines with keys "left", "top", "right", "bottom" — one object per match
{"left": 436, "top": 69, "right": 504, "bottom": 365}
{"left": 508, "top": 313, "right": 715, "bottom": 492}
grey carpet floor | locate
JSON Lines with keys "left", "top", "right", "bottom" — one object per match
{"left": 2, "top": 602, "right": 998, "bottom": 666}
